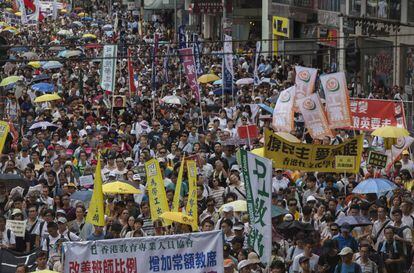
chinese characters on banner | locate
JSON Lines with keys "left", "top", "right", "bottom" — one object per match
{"left": 294, "top": 66, "right": 317, "bottom": 106}
{"left": 178, "top": 25, "right": 186, "bottom": 49}
{"left": 320, "top": 72, "right": 351, "bottom": 128}
{"left": 264, "top": 129, "right": 363, "bottom": 173}
{"left": 127, "top": 48, "right": 136, "bottom": 95}
{"left": 145, "top": 159, "right": 171, "bottom": 226}
{"left": 297, "top": 94, "right": 333, "bottom": 139}
{"left": 253, "top": 42, "right": 261, "bottom": 86}
{"left": 192, "top": 33, "right": 203, "bottom": 76}
{"left": 238, "top": 150, "right": 272, "bottom": 265}
{"left": 272, "top": 86, "right": 295, "bottom": 132}
{"left": 223, "top": 35, "right": 234, "bottom": 92}
{"left": 349, "top": 99, "right": 406, "bottom": 131}
{"left": 0, "top": 121, "right": 10, "bottom": 153}
{"left": 63, "top": 231, "right": 224, "bottom": 273}
{"left": 100, "top": 45, "right": 117, "bottom": 92}
{"left": 179, "top": 48, "right": 200, "bottom": 101}
{"left": 367, "top": 151, "right": 388, "bottom": 169}
{"left": 186, "top": 160, "right": 198, "bottom": 231}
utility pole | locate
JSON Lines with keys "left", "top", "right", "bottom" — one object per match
{"left": 174, "top": 0, "right": 177, "bottom": 41}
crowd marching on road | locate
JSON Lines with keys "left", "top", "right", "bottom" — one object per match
{"left": 0, "top": 1, "right": 414, "bottom": 273}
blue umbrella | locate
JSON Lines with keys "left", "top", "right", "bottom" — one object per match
{"left": 31, "top": 82, "right": 55, "bottom": 93}
{"left": 10, "top": 46, "right": 29, "bottom": 53}
{"left": 32, "top": 74, "right": 50, "bottom": 82}
{"left": 42, "top": 61, "right": 63, "bottom": 70}
{"left": 335, "top": 216, "right": 372, "bottom": 227}
{"left": 272, "top": 205, "right": 288, "bottom": 218}
{"left": 70, "top": 190, "right": 93, "bottom": 203}
{"left": 258, "top": 103, "right": 274, "bottom": 115}
{"left": 213, "top": 79, "right": 222, "bottom": 85}
{"left": 4, "top": 83, "right": 15, "bottom": 91}
{"left": 212, "top": 87, "right": 236, "bottom": 95}
{"left": 81, "top": 17, "right": 93, "bottom": 21}
{"left": 352, "top": 178, "right": 397, "bottom": 194}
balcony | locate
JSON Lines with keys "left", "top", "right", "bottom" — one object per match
{"left": 272, "top": 0, "right": 314, "bottom": 9}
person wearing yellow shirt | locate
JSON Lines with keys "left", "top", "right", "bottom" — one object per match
{"left": 287, "top": 198, "right": 301, "bottom": 220}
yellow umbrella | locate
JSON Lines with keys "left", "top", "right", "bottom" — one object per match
{"left": 219, "top": 200, "right": 247, "bottom": 212}
{"left": 0, "top": 75, "right": 20, "bottom": 87}
{"left": 102, "top": 181, "right": 141, "bottom": 194}
{"left": 82, "top": 33, "right": 97, "bottom": 39}
{"left": 197, "top": 74, "right": 220, "bottom": 84}
{"left": 78, "top": 12, "right": 88, "bottom": 17}
{"left": 37, "top": 270, "right": 59, "bottom": 273}
{"left": 2, "top": 26, "right": 19, "bottom": 33}
{"left": 159, "top": 212, "right": 194, "bottom": 225}
{"left": 5, "top": 8, "right": 13, "bottom": 12}
{"left": 371, "top": 126, "right": 409, "bottom": 138}
{"left": 14, "top": 11, "right": 22, "bottom": 16}
{"left": 28, "top": 61, "right": 41, "bottom": 68}
{"left": 0, "top": 22, "right": 8, "bottom": 27}
{"left": 60, "top": 8, "right": 68, "bottom": 13}
{"left": 34, "top": 93, "right": 62, "bottom": 103}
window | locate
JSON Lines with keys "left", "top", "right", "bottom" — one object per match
{"left": 318, "top": 0, "right": 340, "bottom": 11}
{"left": 367, "top": 0, "right": 401, "bottom": 20}
{"left": 350, "top": 0, "right": 361, "bottom": 15}
{"left": 408, "top": 0, "right": 414, "bottom": 22}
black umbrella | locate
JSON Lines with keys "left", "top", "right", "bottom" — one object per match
{"left": 276, "top": 220, "right": 314, "bottom": 239}
{"left": 32, "top": 74, "right": 50, "bottom": 83}
{"left": 0, "top": 174, "right": 29, "bottom": 190}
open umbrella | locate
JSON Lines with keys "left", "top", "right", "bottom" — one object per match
{"left": 162, "top": 95, "right": 187, "bottom": 105}
{"left": 31, "top": 82, "right": 55, "bottom": 93}
{"left": 335, "top": 216, "right": 372, "bottom": 227}
{"left": 102, "top": 181, "right": 141, "bottom": 194}
{"left": 29, "top": 121, "right": 58, "bottom": 130}
{"left": 34, "top": 93, "right": 62, "bottom": 103}
{"left": 42, "top": 61, "right": 63, "bottom": 70}
{"left": 371, "top": 126, "right": 409, "bottom": 138}
{"left": 197, "top": 74, "right": 220, "bottom": 84}
{"left": 70, "top": 190, "right": 93, "bottom": 203}
{"left": 276, "top": 221, "right": 314, "bottom": 239}
{"left": 219, "top": 200, "right": 247, "bottom": 212}
{"left": 28, "top": 61, "right": 41, "bottom": 68}
{"left": 69, "top": 21, "right": 84, "bottom": 28}
{"left": 82, "top": 34, "right": 97, "bottom": 39}
{"left": 258, "top": 103, "right": 274, "bottom": 114}
{"left": 32, "top": 74, "right": 50, "bottom": 82}
{"left": 212, "top": 87, "right": 236, "bottom": 95}
{"left": 102, "top": 24, "right": 112, "bottom": 31}
{"left": 0, "top": 76, "right": 20, "bottom": 87}
{"left": 272, "top": 205, "right": 289, "bottom": 218}
{"left": 236, "top": 78, "right": 254, "bottom": 85}
{"left": 37, "top": 270, "right": 60, "bottom": 273}
{"left": 22, "top": 52, "right": 39, "bottom": 59}
{"left": 352, "top": 178, "right": 397, "bottom": 194}
{"left": 0, "top": 174, "right": 29, "bottom": 189}
{"left": 57, "top": 29, "right": 72, "bottom": 36}
{"left": 77, "top": 12, "right": 88, "bottom": 17}
{"left": 159, "top": 212, "right": 194, "bottom": 225}
{"left": 81, "top": 17, "right": 93, "bottom": 21}
{"left": 59, "top": 50, "right": 83, "bottom": 58}
{"left": 213, "top": 79, "right": 222, "bottom": 85}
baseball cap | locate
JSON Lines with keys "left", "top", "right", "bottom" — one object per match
{"left": 11, "top": 208, "right": 23, "bottom": 216}
{"left": 230, "top": 165, "right": 240, "bottom": 172}
{"left": 238, "top": 260, "right": 251, "bottom": 270}
{"left": 338, "top": 247, "right": 353, "bottom": 256}
{"left": 132, "top": 174, "right": 141, "bottom": 181}
{"left": 403, "top": 150, "right": 410, "bottom": 155}
{"left": 224, "top": 259, "right": 234, "bottom": 268}
{"left": 306, "top": 196, "right": 317, "bottom": 202}
{"left": 233, "top": 223, "right": 244, "bottom": 231}
{"left": 57, "top": 217, "right": 67, "bottom": 224}
{"left": 56, "top": 209, "right": 66, "bottom": 215}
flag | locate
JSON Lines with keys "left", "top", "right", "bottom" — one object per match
{"left": 178, "top": 25, "right": 186, "bottom": 49}
{"left": 294, "top": 66, "right": 318, "bottom": 107}
{"left": 171, "top": 158, "right": 185, "bottom": 212}
{"left": 16, "top": 0, "right": 27, "bottom": 24}
{"left": 154, "top": 32, "right": 159, "bottom": 65}
{"left": 86, "top": 153, "right": 105, "bottom": 226}
{"left": 320, "top": 72, "right": 352, "bottom": 129}
{"left": 238, "top": 149, "right": 272, "bottom": 264}
{"left": 163, "top": 45, "right": 170, "bottom": 83}
{"left": 145, "top": 159, "right": 171, "bottom": 225}
{"left": 179, "top": 47, "right": 200, "bottom": 100}
{"left": 127, "top": 48, "right": 136, "bottom": 95}
{"left": 186, "top": 160, "right": 198, "bottom": 231}
{"left": 193, "top": 33, "right": 203, "bottom": 76}
{"left": 52, "top": 0, "right": 58, "bottom": 19}
{"left": 100, "top": 45, "right": 117, "bottom": 92}
{"left": 272, "top": 86, "right": 295, "bottom": 132}
{"left": 222, "top": 35, "right": 234, "bottom": 93}
{"left": 253, "top": 41, "right": 261, "bottom": 86}
{"left": 297, "top": 93, "right": 333, "bottom": 139}
{"left": 0, "top": 122, "right": 10, "bottom": 154}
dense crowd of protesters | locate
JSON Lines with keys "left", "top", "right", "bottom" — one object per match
{"left": 0, "top": 1, "right": 413, "bottom": 273}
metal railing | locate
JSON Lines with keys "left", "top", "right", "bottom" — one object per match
{"left": 272, "top": 0, "right": 314, "bottom": 8}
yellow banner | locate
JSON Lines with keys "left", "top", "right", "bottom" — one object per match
{"left": 264, "top": 129, "right": 363, "bottom": 173}
{"left": 145, "top": 159, "right": 171, "bottom": 225}
{"left": 335, "top": 155, "right": 356, "bottom": 171}
{"left": 272, "top": 16, "right": 289, "bottom": 37}
{"left": 186, "top": 160, "right": 198, "bottom": 231}
{"left": 171, "top": 159, "right": 184, "bottom": 212}
{"left": 86, "top": 153, "right": 105, "bottom": 226}
{"left": 0, "top": 121, "right": 9, "bottom": 154}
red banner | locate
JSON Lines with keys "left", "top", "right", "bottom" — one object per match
{"left": 349, "top": 99, "right": 406, "bottom": 131}
{"left": 237, "top": 125, "right": 259, "bottom": 139}
{"left": 127, "top": 49, "right": 136, "bottom": 95}
{"left": 179, "top": 48, "right": 200, "bottom": 100}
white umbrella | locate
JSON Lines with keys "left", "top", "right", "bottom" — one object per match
{"left": 29, "top": 121, "right": 58, "bottom": 130}
{"left": 236, "top": 78, "right": 254, "bottom": 85}
{"left": 162, "top": 95, "right": 187, "bottom": 105}
{"left": 42, "top": 61, "right": 63, "bottom": 69}
{"left": 57, "top": 29, "right": 72, "bottom": 36}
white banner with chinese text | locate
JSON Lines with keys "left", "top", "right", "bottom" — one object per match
{"left": 100, "top": 45, "right": 117, "bottom": 92}
{"left": 237, "top": 150, "right": 272, "bottom": 265}
{"left": 63, "top": 231, "right": 223, "bottom": 273}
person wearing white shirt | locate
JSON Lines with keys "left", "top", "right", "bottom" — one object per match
{"left": 16, "top": 148, "right": 31, "bottom": 171}
{"left": 400, "top": 150, "right": 414, "bottom": 173}
{"left": 292, "top": 239, "right": 319, "bottom": 273}
{"left": 0, "top": 215, "right": 16, "bottom": 249}
{"left": 57, "top": 217, "right": 81, "bottom": 242}
{"left": 272, "top": 169, "right": 290, "bottom": 194}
